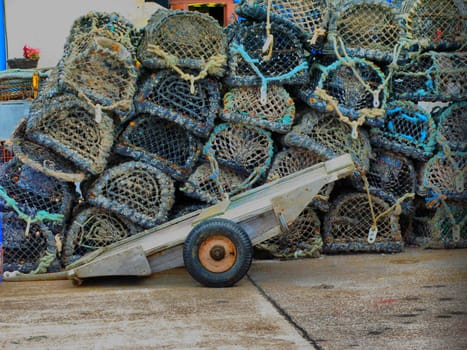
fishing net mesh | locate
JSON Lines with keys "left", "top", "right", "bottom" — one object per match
{"left": 86, "top": 161, "right": 175, "bottom": 228}
{"left": 236, "top": 0, "right": 329, "bottom": 47}
{"left": 391, "top": 51, "right": 467, "bottom": 101}
{"left": 323, "top": 192, "right": 402, "bottom": 253}
{"left": 58, "top": 35, "right": 137, "bottom": 116}
{"left": 1, "top": 211, "right": 57, "bottom": 273}
{"left": 222, "top": 85, "right": 296, "bottom": 133}
{"left": 205, "top": 123, "right": 274, "bottom": 178}
{"left": 411, "top": 202, "right": 466, "bottom": 248}
{"left": 11, "top": 119, "right": 86, "bottom": 183}
{"left": 403, "top": 0, "right": 465, "bottom": 50}
{"left": 267, "top": 147, "right": 334, "bottom": 211}
{"left": 369, "top": 101, "right": 437, "bottom": 161}
{"left": 180, "top": 162, "right": 247, "bottom": 204}
{"left": 330, "top": 1, "right": 405, "bottom": 62}
{"left": 62, "top": 207, "right": 140, "bottom": 266}
{"left": 0, "top": 158, "right": 74, "bottom": 228}
{"left": 301, "top": 58, "right": 387, "bottom": 128}
{"left": 115, "top": 114, "right": 201, "bottom": 181}
{"left": 225, "top": 21, "right": 309, "bottom": 86}
{"left": 419, "top": 151, "right": 466, "bottom": 200}
{"left": 137, "top": 9, "right": 226, "bottom": 75}
{"left": 134, "top": 69, "right": 220, "bottom": 138}
{"left": 352, "top": 149, "right": 416, "bottom": 213}
{"left": 435, "top": 102, "right": 467, "bottom": 152}
{"left": 63, "top": 11, "right": 140, "bottom": 59}
{"left": 26, "top": 94, "right": 115, "bottom": 175}
{"left": 283, "top": 111, "right": 371, "bottom": 174}
{"left": 256, "top": 207, "right": 323, "bottom": 259}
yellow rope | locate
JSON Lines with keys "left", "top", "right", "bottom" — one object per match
{"left": 147, "top": 44, "right": 227, "bottom": 94}
{"left": 262, "top": 0, "right": 274, "bottom": 61}
{"left": 361, "top": 171, "right": 414, "bottom": 233}
{"left": 315, "top": 87, "right": 384, "bottom": 139}
{"left": 309, "top": 28, "right": 327, "bottom": 46}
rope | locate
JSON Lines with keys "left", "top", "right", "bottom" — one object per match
{"left": 329, "top": 34, "right": 401, "bottom": 108}
{"left": 147, "top": 44, "right": 227, "bottom": 94}
{"left": 262, "top": 0, "right": 274, "bottom": 61}
{"left": 315, "top": 87, "right": 384, "bottom": 139}
{"left": 438, "top": 134, "right": 465, "bottom": 194}
{"left": 0, "top": 185, "right": 65, "bottom": 226}
{"left": 360, "top": 172, "right": 414, "bottom": 243}
{"left": 31, "top": 250, "right": 56, "bottom": 274}
{"left": 206, "top": 152, "right": 230, "bottom": 202}
{"left": 231, "top": 43, "right": 308, "bottom": 104}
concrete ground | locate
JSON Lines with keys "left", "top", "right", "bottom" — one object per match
{"left": 0, "top": 247, "right": 466, "bottom": 350}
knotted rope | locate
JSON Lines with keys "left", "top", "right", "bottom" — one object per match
{"left": 147, "top": 44, "right": 226, "bottom": 94}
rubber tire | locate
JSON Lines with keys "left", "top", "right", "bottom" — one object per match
{"left": 183, "top": 218, "right": 253, "bottom": 288}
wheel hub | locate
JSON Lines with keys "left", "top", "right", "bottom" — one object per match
{"left": 198, "top": 235, "right": 237, "bottom": 273}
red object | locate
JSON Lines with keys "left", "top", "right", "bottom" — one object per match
{"left": 0, "top": 141, "right": 13, "bottom": 163}
{"left": 23, "top": 45, "right": 40, "bottom": 59}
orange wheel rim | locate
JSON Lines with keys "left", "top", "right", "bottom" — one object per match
{"left": 198, "top": 235, "right": 237, "bottom": 273}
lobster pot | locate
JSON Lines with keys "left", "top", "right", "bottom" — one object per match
{"left": 224, "top": 20, "right": 309, "bottom": 87}
{"left": 402, "top": 0, "right": 466, "bottom": 52}
{"left": 62, "top": 11, "right": 140, "bottom": 60}
{"left": 418, "top": 151, "right": 466, "bottom": 200}
{"left": 256, "top": 206, "right": 322, "bottom": 259}
{"left": 180, "top": 162, "right": 248, "bottom": 204}
{"left": 137, "top": 8, "right": 227, "bottom": 76}
{"left": 1, "top": 211, "right": 58, "bottom": 274}
{"left": 11, "top": 119, "right": 86, "bottom": 183}
{"left": 115, "top": 114, "right": 202, "bottom": 181}
{"left": 409, "top": 213, "right": 435, "bottom": 246}
{"left": 327, "top": 0, "right": 408, "bottom": 63}
{"left": 0, "top": 158, "right": 75, "bottom": 234}
{"left": 432, "top": 201, "right": 467, "bottom": 248}
{"left": 26, "top": 94, "right": 115, "bottom": 175}
{"left": 62, "top": 206, "right": 140, "bottom": 266}
{"left": 134, "top": 69, "right": 221, "bottom": 138}
{"left": 351, "top": 149, "right": 416, "bottom": 214}
{"left": 267, "top": 147, "right": 334, "bottom": 212}
{"left": 296, "top": 58, "right": 387, "bottom": 127}
{"left": 222, "top": 85, "right": 295, "bottom": 134}
{"left": 369, "top": 101, "right": 437, "bottom": 161}
{"left": 283, "top": 110, "right": 372, "bottom": 176}
{"left": 391, "top": 51, "right": 467, "bottom": 102}
{"left": 204, "top": 123, "right": 274, "bottom": 181}
{"left": 434, "top": 102, "right": 467, "bottom": 152}
{"left": 323, "top": 192, "right": 403, "bottom": 253}
{"left": 86, "top": 161, "right": 175, "bottom": 228}
{"left": 235, "top": 0, "right": 330, "bottom": 50}
{"left": 410, "top": 202, "right": 466, "bottom": 248}
{"left": 58, "top": 35, "right": 138, "bottom": 118}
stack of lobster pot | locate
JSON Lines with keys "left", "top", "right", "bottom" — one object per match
{"left": 391, "top": 0, "right": 466, "bottom": 249}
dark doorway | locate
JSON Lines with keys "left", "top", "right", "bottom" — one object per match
{"left": 188, "top": 4, "right": 225, "bottom": 26}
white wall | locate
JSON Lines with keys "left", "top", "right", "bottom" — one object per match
{"left": 4, "top": 0, "right": 162, "bottom": 68}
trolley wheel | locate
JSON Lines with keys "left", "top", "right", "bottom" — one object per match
{"left": 183, "top": 218, "right": 253, "bottom": 288}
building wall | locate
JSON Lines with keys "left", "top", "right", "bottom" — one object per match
{"left": 4, "top": 0, "right": 162, "bottom": 68}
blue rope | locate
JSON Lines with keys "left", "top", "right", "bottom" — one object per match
{"left": 231, "top": 43, "right": 308, "bottom": 103}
